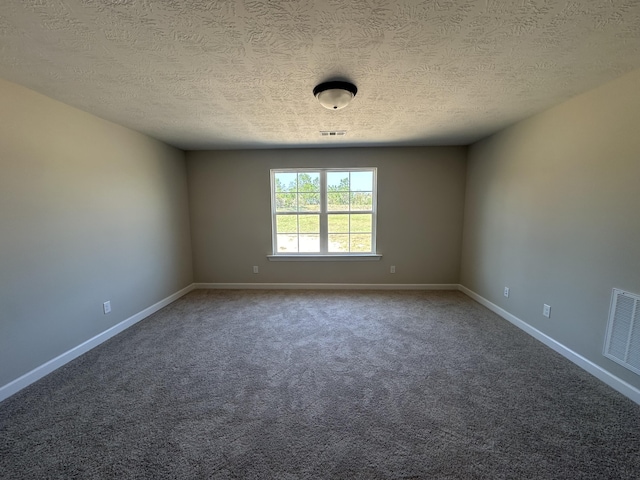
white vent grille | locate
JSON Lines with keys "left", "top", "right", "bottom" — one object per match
{"left": 604, "top": 288, "right": 640, "bottom": 375}
{"left": 320, "top": 130, "right": 346, "bottom": 136}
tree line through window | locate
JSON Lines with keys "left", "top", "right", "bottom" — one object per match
{"left": 271, "top": 168, "right": 377, "bottom": 254}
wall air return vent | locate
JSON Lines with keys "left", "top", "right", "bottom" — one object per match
{"left": 604, "top": 288, "right": 640, "bottom": 375}
{"left": 320, "top": 131, "right": 346, "bottom": 137}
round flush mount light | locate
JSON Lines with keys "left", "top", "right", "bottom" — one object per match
{"left": 313, "top": 81, "right": 357, "bottom": 110}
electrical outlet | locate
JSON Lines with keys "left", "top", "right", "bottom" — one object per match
{"left": 390, "top": 266, "right": 396, "bottom": 274}
{"left": 543, "top": 304, "right": 551, "bottom": 318}
{"left": 253, "top": 266, "right": 259, "bottom": 274}
{"left": 103, "top": 301, "right": 111, "bottom": 315}
{"left": 504, "top": 287, "right": 510, "bottom": 298}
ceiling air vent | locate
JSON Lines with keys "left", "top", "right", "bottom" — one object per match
{"left": 604, "top": 288, "right": 640, "bottom": 375}
{"left": 320, "top": 131, "right": 346, "bottom": 137}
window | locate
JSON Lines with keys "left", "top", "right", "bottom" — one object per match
{"left": 270, "top": 168, "right": 377, "bottom": 256}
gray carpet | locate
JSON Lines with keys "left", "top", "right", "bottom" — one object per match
{"left": 1, "top": 289, "right": 639, "bottom": 479}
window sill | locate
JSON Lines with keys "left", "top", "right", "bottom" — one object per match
{"left": 267, "top": 254, "right": 382, "bottom": 262}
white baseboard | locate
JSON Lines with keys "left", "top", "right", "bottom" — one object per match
{"left": 458, "top": 285, "right": 640, "bottom": 405}
{"left": 194, "top": 282, "right": 460, "bottom": 290}
{"left": 0, "top": 284, "right": 195, "bottom": 403}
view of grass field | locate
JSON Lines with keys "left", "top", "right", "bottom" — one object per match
{"left": 276, "top": 214, "right": 372, "bottom": 253}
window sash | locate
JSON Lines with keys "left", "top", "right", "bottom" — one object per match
{"left": 271, "top": 168, "right": 377, "bottom": 255}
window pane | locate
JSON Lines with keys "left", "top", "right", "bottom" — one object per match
{"left": 276, "top": 215, "right": 297, "bottom": 233}
{"left": 350, "top": 192, "right": 372, "bottom": 211}
{"left": 350, "top": 234, "right": 372, "bottom": 252}
{"left": 277, "top": 234, "right": 298, "bottom": 253}
{"left": 272, "top": 168, "right": 376, "bottom": 256}
{"left": 327, "top": 192, "right": 349, "bottom": 211}
{"left": 299, "top": 234, "right": 320, "bottom": 252}
{"left": 299, "top": 192, "right": 320, "bottom": 212}
{"left": 328, "top": 234, "right": 349, "bottom": 252}
{"left": 350, "top": 214, "right": 371, "bottom": 232}
{"left": 350, "top": 171, "right": 373, "bottom": 191}
{"left": 328, "top": 214, "right": 349, "bottom": 233}
{"left": 327, "top": 172, "right": 349, "bottom": 191}
{"left": 299, "top": 215, "right": 319, "bottom": 233}
{"left": 275, "top": 173, "right": 297, "bottom": 192}
{"left": 297, "top": 172, "right": 320, "bottom": 192}
{"left": 276, "top": 193, "right": 297, "bottom": 212}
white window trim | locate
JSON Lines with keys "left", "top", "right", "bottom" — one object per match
{"left": 267, "top": 254, "right": 382, "bottom": 262}
{"left": 270, "top": 168, "right": 378, "bottom": 258}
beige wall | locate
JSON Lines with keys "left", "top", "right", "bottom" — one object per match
{"left": 461, "top": 68, "right": 640, "bottom": 389}
{"left": 187, "top": 147, "right": 467, "bottom": 284}
{"left": 0, "top": 79, "right": 193, "bottom": 386}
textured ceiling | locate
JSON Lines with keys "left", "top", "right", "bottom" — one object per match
{"left": 1, "top": 0, "right": 640, "bottom": 150}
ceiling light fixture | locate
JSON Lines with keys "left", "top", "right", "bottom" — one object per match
{"left": 313, "top": 81, "right": 357, "bottom": 110}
